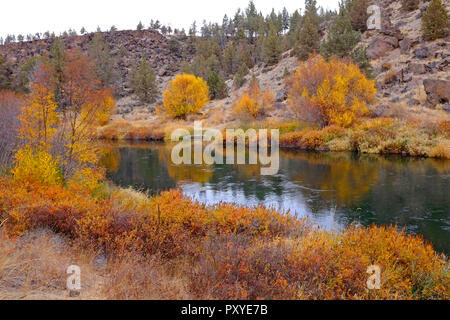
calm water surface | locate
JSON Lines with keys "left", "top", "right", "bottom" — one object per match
{"left": 103, "top": 143, "right": 450, "bottom": 254}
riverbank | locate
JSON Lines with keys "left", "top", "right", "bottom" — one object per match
{"left": 0, "top": 175, "right": 448, "bottom": 299}
{"left": 97, "top": 117, "right": 450, "bottom": 159}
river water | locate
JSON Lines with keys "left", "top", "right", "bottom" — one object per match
{"left": 103, "top": 143, "right": 450, "bottom": 254}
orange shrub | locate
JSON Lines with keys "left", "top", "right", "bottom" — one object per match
{"left": 162, "top": 73, "right": 209, "bottom": 119}
{"left": 287, "top": 55, "right": 376, "bottom": 127}
{"left": 233, "top": 79, "right": 275, "bottom": 120}
{"left": 0, "top": 176, "right": 448, "bottom": 300}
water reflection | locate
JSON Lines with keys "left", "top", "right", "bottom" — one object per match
{"left": 104, "top": 142, "right": 450, "bottom": 254}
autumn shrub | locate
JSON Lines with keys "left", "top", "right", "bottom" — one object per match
{"left": 191, "top": 225, "right": 449, "bottom": 300}
{"left": 12, "top": 148, "right": 63, "bottom": 186}
{"left": 0, "top": 176, "right": 448, "bottom": 299}
{"left": 162, "top": 73, "right": 210, "bottom": 119}
{"left": 287, "top": 56, "right": 376, "bottom": 128}
{"left": 233, "top": 78, "right": 275, "bottom": 120}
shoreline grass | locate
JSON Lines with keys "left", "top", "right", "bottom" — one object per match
{"left": 0, "top": 176, "right": 448, "bottom": 300}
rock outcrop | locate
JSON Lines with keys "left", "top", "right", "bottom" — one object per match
{"left": 0, "top": 29, "right": 192, "bottom": 98}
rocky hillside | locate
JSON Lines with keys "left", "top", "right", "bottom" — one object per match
{"left": 363, "top": 0, "right": 450, "bottom": 113}
{"left": 0, "top": 29, "right": 191, "bottom": 98}
{"left": 1, "top": 0, "right": 449, "bottom": 119}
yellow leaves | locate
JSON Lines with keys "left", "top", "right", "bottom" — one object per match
{"left": 288, "top": 55, "right": 376, "bottom": 128}
{"left": 162, "top": 73, "right": 210, "bottom": 118}
{"left": 233, "top": 92, "right": 258, "bottom": 119}
{"left": 19, "top": 83, "right": 59, "bottom": 152}
{"left": 12, "top": 147, "right": 62, "bottom": 186}
{"left": 233, "top": 79, "right": 275, "bottom": 120}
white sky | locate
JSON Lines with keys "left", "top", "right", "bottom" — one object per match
{"left": 0, "top": 0, "right": 339, "bottom": 39}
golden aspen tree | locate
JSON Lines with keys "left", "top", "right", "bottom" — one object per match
{"left": 162, "top": 73, "right": 209, "bottom": 118}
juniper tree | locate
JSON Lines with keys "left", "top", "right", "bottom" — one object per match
{"left": 263, "top": 24, "right": 282, "bottom": 65}
{"left": 233, "top": 63, "right": 248, "bottom": 88}
{"left": 87, "top": 33, "right": 119, "bottom": 88}
{"left": 131, "top": 58, "right": 159, "bottom": 104}
{"left": 295, "top": 13, "right": 320, "bottom": 60}
{"left": 0, "top": 57, "right": 13, "bottom": 90}
{"left": 422, "top": 0, "right": 449, "bottom": 41}
{"left": 320, "top": 4, "right": 361, "bottom": 59}
{"left": 207, "top": 71, "right": 228, "bottom": 99}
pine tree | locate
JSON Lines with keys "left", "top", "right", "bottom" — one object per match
{"left": 295, "top": 13, "right": 320, "bottom": 60}
{"left": 88, "top": 33, "right": 119, "bottom": 88}
{"left": 207, "top": 71, "right": 228, "bottom": 99}
{"left": 233, "top": 63, "right": 248, "bottom": 88}
{"left": 320, "top": 4, "right": 361, "bottom": 59}
{"left": 137, "top": 21, "right": 144, "bottom": 31}
{"left": 0, "top": 56, "right": 13, "bottom": 90}
{"left": 50, "top": 38, "right": 66, "bottom": 106}
{"left": 263, "top": 23, "right": 282, "bottom": 65}
{"left": 351, "top": 47, "right": 374, "bottom": 78}
{"left": 422, "top": 0, "right": 449, "bottom": 41}
{"left": 131, "top": 58, "right": 159, "bottom": 104}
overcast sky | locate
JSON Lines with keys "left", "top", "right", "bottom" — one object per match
{"left": 1, "top": 0, "right": 340, "bottom": 39}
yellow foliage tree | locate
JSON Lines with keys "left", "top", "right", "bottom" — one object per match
{"left": 12, "top": 51, "right": 115, "bottom": 190}
{"left": 13, "top": 62, "right": 62, "bottom": 186}
{"left": 12, "top": 147, "right": 62, "bottom": 186}
{"left": 233, "top": 78, "right": 275, "bottom": 120}
{"left": 162, "top": 73, "right": 210, "bottom": 118}
{"left": 18, "top": 62, "right": 59, "bottom": 152}
{"left": 288, "top": 55, "right": 376, "bottom": 128}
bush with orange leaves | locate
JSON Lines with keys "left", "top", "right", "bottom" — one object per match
{"left": 233, "top": 78, "right": 275, "bottom": 120}
{"left": 287, "top": 55, "right": 376, "bottom": 128}
{"left": 0, "top": 176, "right": 448, "bottom": 299}
{"left": 191, "top": 225, "right": 449, "bottom": 300}
{"left": 162, "top": 73, "right": 210, "bottom": 119}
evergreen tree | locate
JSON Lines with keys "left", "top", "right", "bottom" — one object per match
{"left": 0, "top": 56, "right": 13, "bottom": 90}
{"left": 263, "top": 23, "right": 282, "bottom": 65}
{"left": 131, "top": 58, "right": 159, "bottom": 104}
{"left": 87, "top": 33, "right": 119, "bottom": 88}
{"left": 351, "top": 47, "right": 374, "bottom": 78}
{"left": 233, "top": 63, "right": 248, "bottom": 88}
{"left": 13, "top": 56, "right": 39, "bottom": 93}
{"left": 320, "top": 4, "right": 361, "bottom": 59}
{"left": 137, "top": 21, "right": 144, "bottom": 31}
{"left": 422, "top": 0, "right": 449, "bottom": 41}
{"left": 207, "top": 71, "right": 228, "bottom": 99}
{"left": 295, "top": 13, "right": 320, "bottom": 60}
{"left": 50, "top": 38, "right": 66, "bottom": 105}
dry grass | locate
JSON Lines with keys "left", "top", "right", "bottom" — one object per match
{"left": 0, "top": 176, "right": 448, "bottom": 300}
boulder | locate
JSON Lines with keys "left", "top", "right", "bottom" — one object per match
{"left": 367, "top": 34, "right": 399, "bottom": 59}
{"left": 408, "top": 63, "right": 427, "bottom": 75}
{"left": 399, "top": 38, "right": 412, "bottom": 54}
{"left": 276, "top": 90, "right": 288, "bottom": 102}
{"left": 414, "top": 47, "right": 428, "bottom": 59}
{"left": 423, "top": 79, "right": 450, "bottom": 106}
